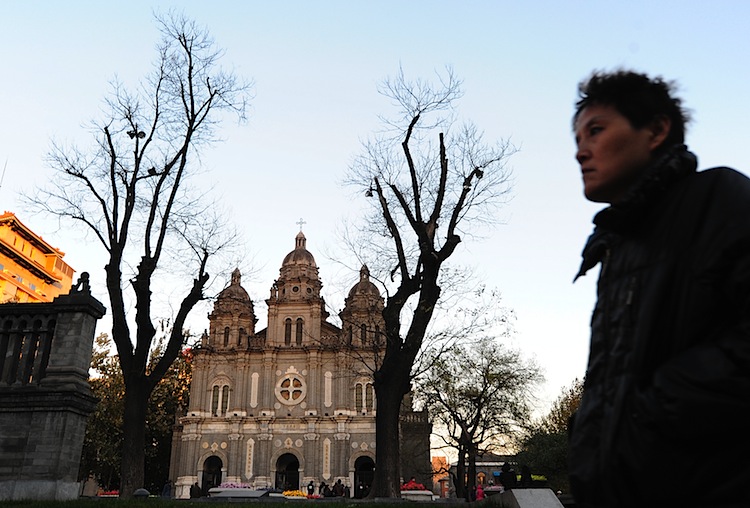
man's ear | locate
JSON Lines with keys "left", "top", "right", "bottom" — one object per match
{"left": 648, "top": 115, "right": 672, "bottom": 151}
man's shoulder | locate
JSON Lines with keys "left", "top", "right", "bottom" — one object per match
{"left": 679, "top": 167, "right": 750, "bottom": 236}
{"left": 686, "top": 166, "right": 750, "bottom": 202}
{"left": 695, "top": 166, "right": 749, "bottom": 184}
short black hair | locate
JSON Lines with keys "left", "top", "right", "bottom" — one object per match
{"left": 574, "top": 70, "right": 690, "bottom": 148}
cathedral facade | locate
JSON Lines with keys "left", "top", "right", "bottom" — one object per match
{"left": 170, "top": 232, "right": 430, "bottom": 498}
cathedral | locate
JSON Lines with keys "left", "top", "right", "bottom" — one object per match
{"left": 169, "top": 231, "right": 431, "bottom": 498}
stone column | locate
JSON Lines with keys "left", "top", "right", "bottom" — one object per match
{"left": 0, "top": 273, "right": 106, "bottom": 501}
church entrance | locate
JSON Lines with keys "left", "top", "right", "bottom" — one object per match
{"left": 354, "top": 456, "right": 375, "bottom": 498}
{"left": 202, "top": 456, "right": 223, "bottom": 494}
{"left": 275, "top": 453, "right": 300, "bottom": 491}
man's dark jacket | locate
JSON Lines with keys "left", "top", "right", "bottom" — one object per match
{"left": 569, "top": 146, "right": 750, "bottom": 507}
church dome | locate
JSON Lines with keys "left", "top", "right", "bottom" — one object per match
{"left": 282, "top": 231, "right": 317, "bottom": 267}
{"left": 271, "top": 231, "right": 323, "bottom": 302}
{"left": 217, "top": 268, "right": 251, "bottom": 304}
{"left": 348, "top": 265, "right": 380, "bottom": 298}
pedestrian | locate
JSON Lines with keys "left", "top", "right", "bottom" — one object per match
{"left": 307, "top": 480, "right": 315, "bottom": 496}
{"left": 161, "top": 479, "right": 172, "bottom": 498}
{"left": 498, "top": 463, "right": 516, "bottom": 491}
{"left": 323, "top": 483, "right": 333, "bottom": 497}
{"left": 332, "top": 479, "right": 344, "bottom": 497}
{"left": 190, "top": 482, "right": 201, "bottom": 498}
{"left": 569, "top": 69, "right": 750, "bottom": 507}
{"left": 475, "top": 483, "right": 485, "bottom": 501}
{"left": 520, "top": 465, "right": 532, "bottom": 488}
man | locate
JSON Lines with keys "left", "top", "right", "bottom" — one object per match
{"left": 333, "top": 478, "right": 344, "bottom": 497}
{"left": 190, "top": 481, "right": 201, "bottom": 499}
{"left": 569, "top": 70, "right": 750, "bottom": 507}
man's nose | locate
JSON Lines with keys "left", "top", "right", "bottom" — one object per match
{"left": 576, "top": 144, "right": 590, "bottom": 165}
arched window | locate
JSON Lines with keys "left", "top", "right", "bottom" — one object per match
{"left": 347, "top": 326, "right": 353, "bottom": 344}
{"left": 211, "top": 384, "right": 231, "bottom": 416}
{"left": 221, "top": 385, "right": 230, "bottom": 415}
{"left": 360, "top": 324, "right": 367, "bottom": 345}
{"left": 355, "top": 383, "right": 363, "bottom": 412}
{"left": 365, "top": 383, "right": 374, "bottom": 411}
{"left": 238, "top": 328, "right": 245, "bottom": 346}
{"left": 296, "top": 318, "right": 303, "bottom": 346}
{"left": 223, "top": 327, "right": 230, "bottom": 347}
{"left": 355, "top": 382, "right": 375, "bottom": 413}
{"left": 212, "top": 386, "right": 220, "bottom": 415}
{"left": 284, "top": 319, "right": 292, "bottom": 346}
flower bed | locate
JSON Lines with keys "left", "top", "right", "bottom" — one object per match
{"left": 401, "top": 480, "right": 426, "bottom": 491}
{"left": 283, "top": 489, "right": 308, "bottom": 499}
{"left": 400, "top": 480, "right": 433, "bottom": 502}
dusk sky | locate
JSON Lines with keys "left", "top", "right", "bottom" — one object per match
{"left": 2, "top": 1, "right": 749, "bottom": 413}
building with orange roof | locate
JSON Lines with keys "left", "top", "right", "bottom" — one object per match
{"left": 432, "top": 456, "right": 450, "bottom": 497}
{"left": 0, "top": 211, "right": 74, "bottom": 303}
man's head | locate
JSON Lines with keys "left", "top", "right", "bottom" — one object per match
{"left": 574, "top": 70, "right": 689, "bottom": 147}
{"left": 573, "top": 70, "right": 690, "bottom": 203}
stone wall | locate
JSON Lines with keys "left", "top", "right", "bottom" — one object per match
{"left": 0, "top": 274, "right": 105, "bottom": 501}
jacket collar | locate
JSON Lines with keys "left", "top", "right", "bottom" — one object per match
{"left": 575, "top": 145, "right": 698, "bottom": 280}
{"left": 593, "top": 145, "right": 698, "bottom": 232}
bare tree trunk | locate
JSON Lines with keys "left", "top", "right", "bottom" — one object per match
{"left": 371, "top": 375, "right": 406, "bottom": 498}
{"left": 455, "top": 444, "right": 466, "bottom": 500}
{"left": 467, "top": 442, "right": 477, "bottom": 502}
{"left": 120, "top": 377, "right": 150, "bottom": 496}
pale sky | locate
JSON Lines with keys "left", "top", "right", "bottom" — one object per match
{"left": 2, "top": 1, "right": 749, "bottom": 413}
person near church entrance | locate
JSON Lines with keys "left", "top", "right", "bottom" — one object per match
{"left": 307, "top": 480, "right": 315, "bottom": 496}
{"left": 475, "top": 483, "right": 485, "bottom": 501}
{"left": 333, "top": 479, "right": 344, "bottom": 497}
{"left": 498, "top": 463, "right": 517, "bottom": 491}
{"left": 81, "top": 474, "right": 98, "bottom": 497}
{"left": 190, "top": 482, "right": 201, "bottom": 498}
{"left": 161, "top": 480, "right": 172, "bottom": 498}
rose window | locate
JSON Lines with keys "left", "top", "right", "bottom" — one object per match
{"left": 275, "top": 374, "right": 307, "bottom": 405}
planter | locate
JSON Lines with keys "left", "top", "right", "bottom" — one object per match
{"left": 208, "top": 488, "right": 268, "bottom": 498}
{"left": 401, "top": 490, "right": 434, "bottom": 502}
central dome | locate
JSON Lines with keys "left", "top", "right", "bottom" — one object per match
{"left": 282, "top": 231, "right": 316, "bottom": 266}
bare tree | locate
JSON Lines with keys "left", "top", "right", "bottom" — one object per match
{"left": 26, "top": 13, "right": 251, "bottom": 497}
{"left": 346, "top": 67, "right": 515, "bottom": 497}
{"left": 418, "top": 337, "right": 542, "bottom": 500}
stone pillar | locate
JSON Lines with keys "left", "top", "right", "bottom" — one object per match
{"left": 0, "top": 273, "right": 106, "bottom": 501}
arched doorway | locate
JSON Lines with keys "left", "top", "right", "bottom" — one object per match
{"left": 354, "top": 456, "right": 375, "bottom": 498}
{"left": 202, "top": 456, "right": 223, "bottom": 494}
{"left": 275, "top": 453, "right": 300, "bottom": 491}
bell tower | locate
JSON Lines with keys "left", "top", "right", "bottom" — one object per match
{"left": 208, "top": 268, "right": 256, "bottom": 349}
{"left": 266, "top": 232, "right": 328, "bottom": 346}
